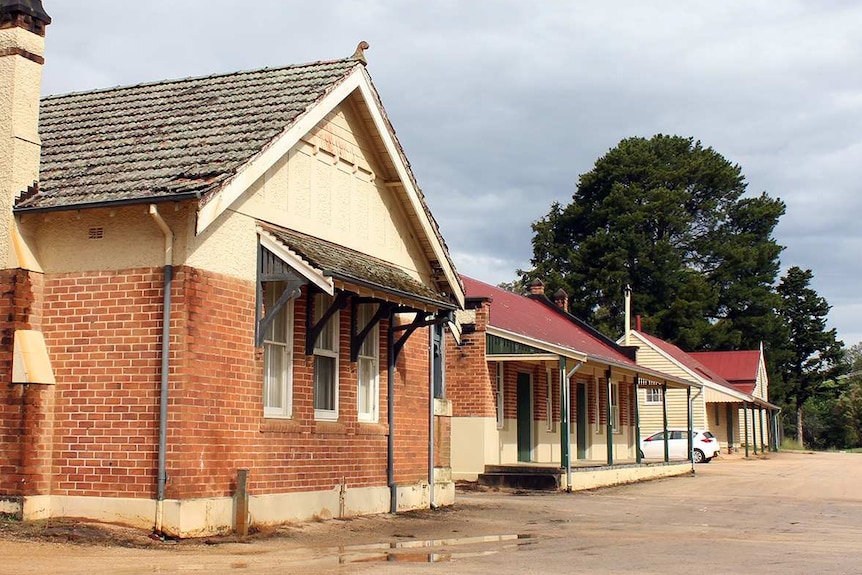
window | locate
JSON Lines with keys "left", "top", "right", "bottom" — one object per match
{"left": 713, "top": 403, "right": 721, "bottom": 427}
{"left": 432, "top": 323, "right": 445, "bottom": 399}
{"left": 356, "top": 303, "right": 379, "bottom": 422}
{"left": 495, "top": 362, "right": 504, "bottom": 429}
{"left": 263, "top": 283, "right": 293, "bottom": 418}
{"left": 645, "top": 387, "right": 662, "bottom": 404}
{"left": 313, "top": 292, "right": 339, "bottom": 420}
{"left": 594, "top": 380, "right": 602, "bottom": 434}
{"left": 546, "top": 367, "right": 554, "bottom": 431}
{"left": 611, "top": 382, "right": 620, "bottom": 433}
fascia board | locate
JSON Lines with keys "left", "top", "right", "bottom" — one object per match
{"left": 196, "top": 68, "right": 366, "bottom": 235}
{"left": 486, "top": 325, "right": 588, "bottom": 363}
{"left": 354, "top": 70, "right": 464, "bottom": 309}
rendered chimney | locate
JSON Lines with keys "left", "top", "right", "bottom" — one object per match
{"left": 553, "top": 288, "right": 568, "bottom": 312}
{"left": 529, "top": 278, "right": 545, "bottom": 296}
{"left": 0, "top": 0, "right": 50, "bottom": 268}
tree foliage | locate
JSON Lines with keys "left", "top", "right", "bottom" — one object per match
{"left": 772, "top": 267, "right": 845, "bottom": 444}
{"left": 525, "top": 134, "right": 786, "bottom": 353}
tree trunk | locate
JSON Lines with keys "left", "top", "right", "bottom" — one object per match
{"left": 796, "top": 406, "right": 804, "bottom": 448}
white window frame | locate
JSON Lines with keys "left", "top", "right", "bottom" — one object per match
{"left": 263, "top": 285, "right": 294, "bottom": 418}
{"left": 495, "top": 362, "right": 504, "bottom": 429}
{"left": 545, "top": 367, "right": 554, "bottom": 431}
{"left": 645, "top": 387, "right": 662, "bottom": 404}
{"left": 313, "top": 292, "right": 339, "bottom": 421}
{"left": 611, "top": 381, "right": 621, "bottom": 433}
{"left": 356, "top": 303, "right": 379, "bottom": 423}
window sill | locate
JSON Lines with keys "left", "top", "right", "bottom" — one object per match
{"left": 261, "top": 419, "right": 303, "bottom": 434}
{"left": 356, "top": 422, "right": 388, "bottom": 436}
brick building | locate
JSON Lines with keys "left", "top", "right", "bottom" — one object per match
{"left": 448, "top": 277, "right": 696, "bottom": 490}
{"left": 0, "top": 2, "right": 463, "bottom": 536}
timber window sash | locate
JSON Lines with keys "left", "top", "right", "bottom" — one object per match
{"left": 356, "top": 303, "right": 379, "bottom": 423}
{"left": 263, "top": 282, "right": 294, "bottom": 418}
{"left": 313, "top": 292, "right": 340, "bottom": 421}
{"left": 545, "top": 367, "right": 553, "bottom": 431}
{"left": 645, "top": 387, "right": 662, "bottom": 404}
{"left": 611, "top": 381, "right": 621, "bottom": 433}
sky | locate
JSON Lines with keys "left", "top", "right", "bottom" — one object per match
{"left": 38, "top": 1, "right": 862, "bottom": 347}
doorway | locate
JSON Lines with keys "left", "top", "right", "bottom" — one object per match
{"left": 577, "top": 382, "right": 587, "bottom": 459}
{"left": 516, "top": 373, "right": 532, "bottom": 462}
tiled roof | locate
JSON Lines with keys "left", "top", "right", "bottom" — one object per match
{"left": 17, "top": 59, "right": 361, "bottom": 210}
{"left": 462, "top": 276, "right": 636, "bottom": 366}
{"left": 263, "top": 223, "right": 453, "bottom": 309}
{"left": 689, "top": 350, "right": 761, "bottom": 393}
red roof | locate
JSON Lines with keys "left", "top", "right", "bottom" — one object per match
{"left": 689, "top": 350, "right": 761, "bottom": 394}
{"left": 635, "top": 331, "right": 739, "bottom": 391}
{"left": 462, "top": 276, "right": 636, "bottom": 366}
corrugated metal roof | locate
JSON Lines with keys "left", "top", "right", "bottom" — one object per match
{"left": 462, "top": 276, "right": 636, "bottom": 366}
{"left": 689, "top": 350, "right": 760, "bottom": 394}
{"left": 19, "top": 59, "right": 361, "bottom": 210}
{"left": 636, "top": 332, "right": 734, "bottom": 386}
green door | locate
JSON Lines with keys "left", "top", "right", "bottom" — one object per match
{"left": 577, "top": 383, "right": 587, "bottom": 459}
{"left": 517, "top": 373, "right": 532, "bottom": 462}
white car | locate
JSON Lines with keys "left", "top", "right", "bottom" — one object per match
{"left": 640, "top": 429, "right": 721, "bottom": 463}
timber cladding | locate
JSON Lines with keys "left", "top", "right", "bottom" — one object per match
{"left": 17, "top": 266, "right": 437, "bottom": 501}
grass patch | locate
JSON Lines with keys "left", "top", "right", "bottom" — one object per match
{"left": 780, "top": 439, "right": 808, "bottom": 451}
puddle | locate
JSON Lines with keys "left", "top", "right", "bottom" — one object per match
{"left": 336, "top": 534, "right": 537, "bottom": 564}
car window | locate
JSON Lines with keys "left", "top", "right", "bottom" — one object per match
{"left": 669, "top": 431, "right": 683, "bottom": 440}
{"left": 703, "top": 431, "right": 715, "bottom": 439}
{"left": 649, "top": 432, "right": 666, "bottom": 441}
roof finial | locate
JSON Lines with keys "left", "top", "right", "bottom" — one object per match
{"left": 351, "top": 41, "right": 370, "bottom": 65}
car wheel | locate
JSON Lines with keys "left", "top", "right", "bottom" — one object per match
{"left": 693, "top": 449, "right": 705, "bottom": 464}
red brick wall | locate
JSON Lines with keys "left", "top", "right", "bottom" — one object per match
{"left": 44, "top": 268, "right": 165, "bottom": 498}
{"left": 4, "top": 265, "right": 441, "bottom": 504}
{"left": 0, "top": 269, "right": 51, "bottom": 497}
{"left": 447, "top": 302, "right": 495, "bottom": 418}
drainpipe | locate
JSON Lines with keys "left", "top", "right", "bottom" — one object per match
{"left": 428, "top": 326, "right": 435, "bottom": 510}
{"left": 149, "top": 205, "right": 173, "bottom": 535}
{"left": 387, "top": 310, "right": 396, "bottom": 514}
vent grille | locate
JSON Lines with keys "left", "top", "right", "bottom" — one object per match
{"left": 88, "top": 227, "right": 104, "bottom": 240}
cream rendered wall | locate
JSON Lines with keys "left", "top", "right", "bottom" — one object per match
{"left": 21, "top": 203, "right": 202, "bottom": 275}
{"left": 0, "top": 25, "right": 45, "bottom": 267}
{"left": 237, "top": 102, "right": 433, "bottom": 285}
{"left": 451, "top": 416, "right": 499, "bottom": 480}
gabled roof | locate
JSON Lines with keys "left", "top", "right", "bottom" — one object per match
{"left": 689, "top": 350, "right": 761, "bottom": 394}
{"left": 464, "top": 276, "right": 638, "bottom": 368}
{"left": 20, "top": 53, "right": 464, "bottom": 307}
{"left": 22, "top": 59, "right": 361, "bottom": 210}
{"left": 634, "top": 332, "right": 734, "bottom": 389}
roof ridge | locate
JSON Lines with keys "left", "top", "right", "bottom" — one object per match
{"left": 41, "top": 57, "right": 360, "bottom": 101}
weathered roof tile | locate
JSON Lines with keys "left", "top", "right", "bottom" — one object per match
{"left": 17, "top": 58, "right": 361, "bottom": 210}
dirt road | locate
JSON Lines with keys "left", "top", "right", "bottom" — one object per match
{"left": 2, "top": 451, "right": 860, "bottom": 574}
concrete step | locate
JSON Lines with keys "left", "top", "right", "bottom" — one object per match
{"left": 477, "top": 471, "right": 561, "bottom": 490}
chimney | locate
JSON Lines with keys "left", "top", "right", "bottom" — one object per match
{"left": 553, "top": 288, "right": 568, "bottom": 312}
{"left": 623, "top": 284, "right": 631, "bottom": 345}
{"left": 0, "top": 0, "right": 50, "bottom": 268}
{"left": 529, "top": 278, "right": 545, "bottom": 296}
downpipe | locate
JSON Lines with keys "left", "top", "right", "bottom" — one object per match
{"left": 149, "top": 205, "right": 173, "bottom": 535}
